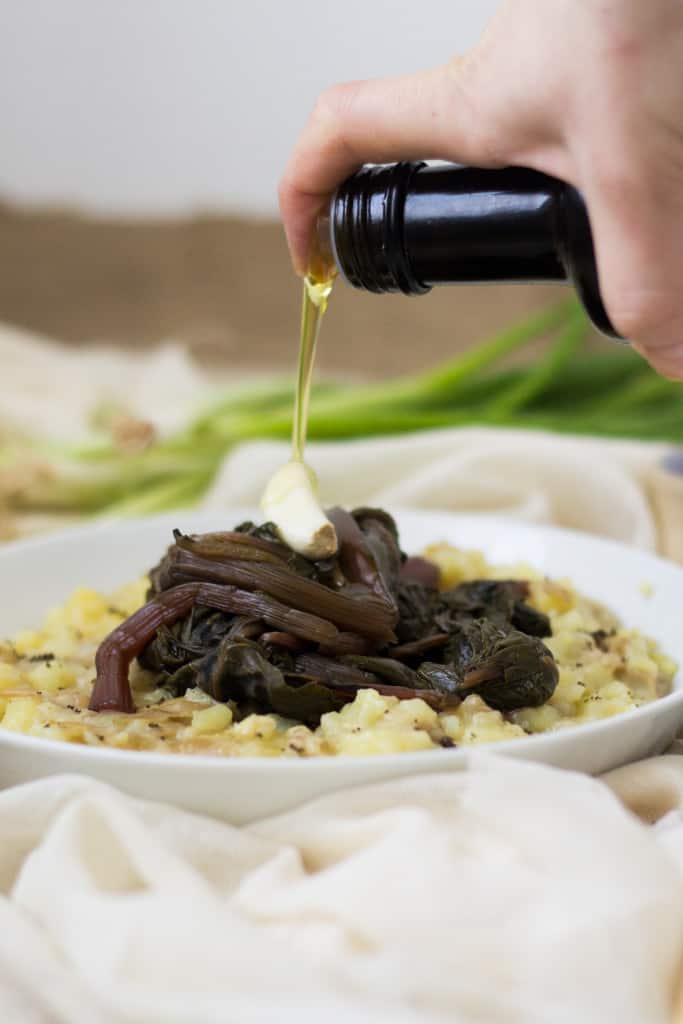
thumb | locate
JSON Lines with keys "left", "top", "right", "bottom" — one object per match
{"left": 279, "top": 61, "right": 505, "bottom": 275}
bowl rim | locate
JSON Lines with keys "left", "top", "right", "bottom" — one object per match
{"left": 0, "top": 508, "right": 680, "bottom": 772}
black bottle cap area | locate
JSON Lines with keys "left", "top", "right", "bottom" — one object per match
{"left": 329, "top": 161, "right": 620, "bottom": 339}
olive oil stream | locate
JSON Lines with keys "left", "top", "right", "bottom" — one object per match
{"left": 291, "top": 273, "right": 333, "bottom": 461}
{"left": 258, "top": 240, "right": 338, "bottom": 559}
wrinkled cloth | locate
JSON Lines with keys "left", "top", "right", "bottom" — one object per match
{"left": 2, "top": 756, "right": 683, "bottom": 1024}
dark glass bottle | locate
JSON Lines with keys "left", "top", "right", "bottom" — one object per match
{"left": 326, "top": 161, "right": 620, "bottom": 338}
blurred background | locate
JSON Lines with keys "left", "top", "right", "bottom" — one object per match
{"left": 0, "top": 0, "right": 568, "bottom": 376}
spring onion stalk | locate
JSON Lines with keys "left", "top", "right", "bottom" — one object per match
{"left": 484, "top": 309, "right": 588, "bottom": 420}
{"left": 530, "top": 352, "right": 646, "bottom": 410}
{"left": 298, "top": 296, "right": 579, "bottom": 420}
{"left": 100, "top": 471, "right": 214, "bottom": 517}
{"left": 1, "top": 298, "right": 681, "bottom": 527}
{"left": 594, "top": 372, "right": 683, "bottom": 414}
{"left": 179, "top": 300, "right": 584, "bottom": 445}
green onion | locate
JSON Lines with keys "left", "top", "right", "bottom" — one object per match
{"left": 1, "top": 296, "right": 681, "bottom": 523}
{"left": 484, "top": 308, "right": 588, "bottom": 420}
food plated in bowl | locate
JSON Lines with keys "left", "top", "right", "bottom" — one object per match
{"left": 1, "top": 509, "right": 674, "bottom": 757}
{"left": 0, "top": 509, "right": 680, "bottom": 823}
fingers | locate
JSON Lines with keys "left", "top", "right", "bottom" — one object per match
{"left": 580, "top": 151, "right": 683, "bottom": 379}
{"left": 633, "top": 340, "right": 683, "bottom": 381}
{"left": 279, "top": 62, "right": 502, "bottom": 275}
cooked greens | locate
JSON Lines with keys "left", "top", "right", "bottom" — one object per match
{"left": 89, "top": 509, "right": 559, "bottom": 728}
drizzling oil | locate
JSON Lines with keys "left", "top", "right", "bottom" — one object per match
{"left": 291, "top": 272, "right": 333, "bottom": 461}
{"left": 259, "top": 222, "right": 338, "bottom": 559}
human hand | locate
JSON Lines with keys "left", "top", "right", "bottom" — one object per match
{"left": 279, "top": 0, "right": 683, "bottom": 378}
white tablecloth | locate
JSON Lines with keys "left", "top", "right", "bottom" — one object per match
{"left": 3, "top": 756, "right": 683, "bottom": 1024}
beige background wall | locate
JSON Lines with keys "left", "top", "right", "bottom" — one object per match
{"left": 0, "top": 205, "right": 572, "bottom": 375}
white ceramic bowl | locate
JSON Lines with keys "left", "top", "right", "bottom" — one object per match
{"left": 0, "top": 509, "right": 680, "bottom": 824}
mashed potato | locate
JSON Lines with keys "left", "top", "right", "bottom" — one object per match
{"left": 0, "top": 545, "right": 676, "bottom": 757}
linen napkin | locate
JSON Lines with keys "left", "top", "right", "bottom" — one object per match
{"left": 2, "top": 755, "right": 683, "bottom": 1024}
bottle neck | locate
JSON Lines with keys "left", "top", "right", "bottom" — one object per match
{"left": 328, "top": 161, "right": 619, "bottom": 338}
